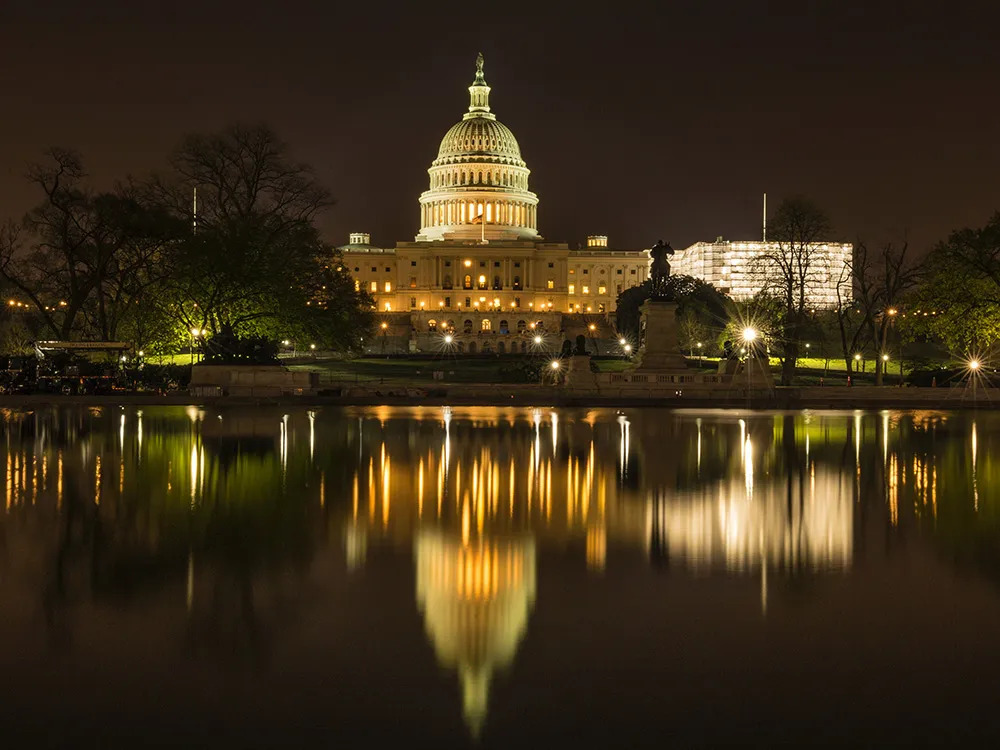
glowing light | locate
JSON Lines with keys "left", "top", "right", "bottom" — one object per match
{"left": 533, "top": 335, "right": 542, "bottom": 344}
{"left": 381, "top": 322, "right": 389, "bottom": 330}
{"left": 887, "top": 307, "right": 898, "bottom": 316}
{"left": 464, "top": 259, "right": 472, "bottom": 267}
{"left": 190, "top": 327, "right": 201, "bottom": 337}
{"left": 969, "top": 359, "right": 981, "bottom": 371}
{"left": 310, "top": 343, "right": 317, "bottom": 350}
{"left": 550, "top": 360, "right": 560, "bottom": 370}
{"left": 619, "top": 337, "right": 627, "bottom": 345}
{"left": 624, "top": 344, "right": 631, "bottom": 352}
{"left": 854, "top": 353, "right": 862, "bottom": 361}
{"left": 881, "top": 354, "right": 889, "bottom": 362}
{"left": 588, "top": 323, "right": 596, "bottom": 331}
{"left": 742, "top": 327, "right": 757, "bottom": 343}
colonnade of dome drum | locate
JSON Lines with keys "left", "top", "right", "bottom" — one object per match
{"left": 420, "top": 197, "right": 537, "bottom": 230}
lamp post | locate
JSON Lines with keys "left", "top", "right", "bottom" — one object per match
{"left": 190, "top": 327, "right": 202, "bottom": 365}
{"left": 587, "top": 322, "right": 599, "bottom": 356}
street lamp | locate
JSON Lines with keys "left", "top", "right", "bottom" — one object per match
{"left": 444, "top": 333, "right": 454, "bottom": 345}
{"left": 380, "top": 321, "right": 389, "bottom": 355}
{"left": 190, "top": 327, "right": 202, "bottom": 365}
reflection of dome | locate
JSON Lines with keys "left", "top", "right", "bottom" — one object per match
{"left": 416, "top": 54, "right": 539, "bottom": 242}
{"left": 415, "top": 529, "right": 536, "bottom": 736}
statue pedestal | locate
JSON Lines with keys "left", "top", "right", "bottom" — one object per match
{"left": 565, "top": 354, "right": 599, "bottom": 392}
{"left": 631, "top": 300, "right": 688, "bottom": 372}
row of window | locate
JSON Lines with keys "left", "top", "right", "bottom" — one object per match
{"left": 428, "top": 319, "right": 546, "bottom": 334}
{"left": 431, "top": 167, "right": 526, "bottom": 190}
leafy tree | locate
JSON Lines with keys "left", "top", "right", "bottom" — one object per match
{"left": 905, "top": 213, "right": 1000, "bottom": 355}
{"left": 615, "top": 276, "right": 730, "bottom": 344}
{"left": 153, "top": 124, "right": 374, "bottom": 349}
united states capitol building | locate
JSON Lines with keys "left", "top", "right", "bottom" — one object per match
{"left": 340, "top": 56, "right": 851, "bottom": 353}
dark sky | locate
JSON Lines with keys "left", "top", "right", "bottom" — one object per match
{"left": 1, "top": 1, "right": 998, "bottom": 252}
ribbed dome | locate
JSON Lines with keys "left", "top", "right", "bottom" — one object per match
{"left": 434, "top": 118, "right": 525, "bottom": 167}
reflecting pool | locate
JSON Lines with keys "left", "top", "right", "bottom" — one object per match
{"left": 2, "top": 406, "right": 1000, "bottom": 745}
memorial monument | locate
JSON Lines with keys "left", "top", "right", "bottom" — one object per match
{"left": 630, "top": 240, "right": 689, "bottom": 372}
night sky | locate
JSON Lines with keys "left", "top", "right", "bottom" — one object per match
{"left": 1, "top": 1, "right": 997, "bottom": 253}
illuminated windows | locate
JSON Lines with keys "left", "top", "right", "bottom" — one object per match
{"left": 370, "top": 281, "right": 378, "bottom": 293}
{"left": 547, "top": 280, "right": 554, "bottom": 290}
{"left": 384, "top": 281, "right": 392, "bottom": 293}
{"left": 598, "top": 284, "right": 606, "bottom": 295}
{"left": 569, "top": 284, "right": 575, "bottom": 294}
{"left": 582, "top": 285, "right": 590, "bottom": 294}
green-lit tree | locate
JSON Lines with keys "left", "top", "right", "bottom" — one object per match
{"left": 905, "top": 213, "right": 1000, "bottom": 354}
{"left": 153, "top": 125, "right": 374, "bottom": 350}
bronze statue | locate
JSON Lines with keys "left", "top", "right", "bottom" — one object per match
{"left": 649, "top": 239, "right": 674, "bottom": 299}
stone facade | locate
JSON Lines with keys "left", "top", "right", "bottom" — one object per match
{"left": 338, "top": 55, "right": 650, "bottom": 355}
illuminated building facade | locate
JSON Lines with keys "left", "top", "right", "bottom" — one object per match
{"left": 339, "top": 56, "right": 650, "bottom": 353}
{"left": 672, "top": 239, "right": 853, "bottom": 308}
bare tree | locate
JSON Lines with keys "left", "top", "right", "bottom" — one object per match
{"left": 753, "top": 197, "right": 833, "bottom": 385}
{"left": 868, "top": 242, "right": 920, "bottom": 384}
{"left": 834, "top": 249, "right": 870, "bottom": 379}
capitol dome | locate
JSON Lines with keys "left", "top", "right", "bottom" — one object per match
{"left": 416, "top": 54, "right": 539, "bottom": 242}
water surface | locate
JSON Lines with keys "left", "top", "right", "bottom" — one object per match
{"left": 1, "top": 405, "right": 999, "bottom": 746}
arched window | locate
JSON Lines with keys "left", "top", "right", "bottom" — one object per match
{"left": 499, "top": 320, "right": 509, "bottom": 334}
{"left": 481, "top": 319, "right": 492, "bottom": 331}
{"left": 478, "top": 171, "right": 483, "bottom": 184}
{"left": 516, "top": 320, "right": 526, "bottom": 332}
{"left": 464, "top": 275, "right": 473, "bottom": 290}
{"left": 457, "top": 341, "right": 465, "bottom": 353}
{"left": 443, "top": 274, "right": 453, "bottom": 289}
{"left": 477, "top": 275, "right": 487, "bottom": 290}
{"left": 428, "top": 319, "right": 437, "bottom": 331}
{"left": 468, "top": 342, "right": 477, "bottom": 354}
{"left": 492, "top": 275, "right": 502, "bottom": 290}
{"left": 446, "top": 320, "right": 455, "bottom": 330}
{"left": 520, "top": 341, "right": 527, "bottom": 353}
{"left": 463, "top": 319, "right": 473, "bottom": 333}
{"left": 497, "top": 341, "right": 506, "bottom": 354}
{"left": 512, "top": 275, "right": 521, "bottom": 290}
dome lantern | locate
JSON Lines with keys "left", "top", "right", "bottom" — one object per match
{"left": 466, "top": 52, "right": 493, "bottom": 119}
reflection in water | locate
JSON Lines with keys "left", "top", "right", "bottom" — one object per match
{"left": 416, "top": 530, "right": 536, "bottom": 736}
{"left": 0, "top": 406, "right": 998, "bottom": 743}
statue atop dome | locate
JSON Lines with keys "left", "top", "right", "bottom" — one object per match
{"left": 476, "top": 52, "right": 484, "bottom": 76}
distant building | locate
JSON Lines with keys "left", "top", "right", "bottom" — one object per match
{"left": 673, "top": 239, "right": 853, "bottom": 308}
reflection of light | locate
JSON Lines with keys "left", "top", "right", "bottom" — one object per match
{"left": 551, "top": 412, "right": 558, "bottom": 453}
{"left": 309, "top": 410, "right": 315, "bottom": 461}
{"left": 972, "top": 420, "right": 979, "bottom": 511}
{"left": 696, "top": 417, "right": 702, "bottom": 476}
{"left": 744, "top": 437, "right": 753, "bottom": 497}
{"left": 586, "top": 526, "right": 606, "bottom": 571}
{"left": 649, "top": 466, "right": 852, "bottom": 572}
